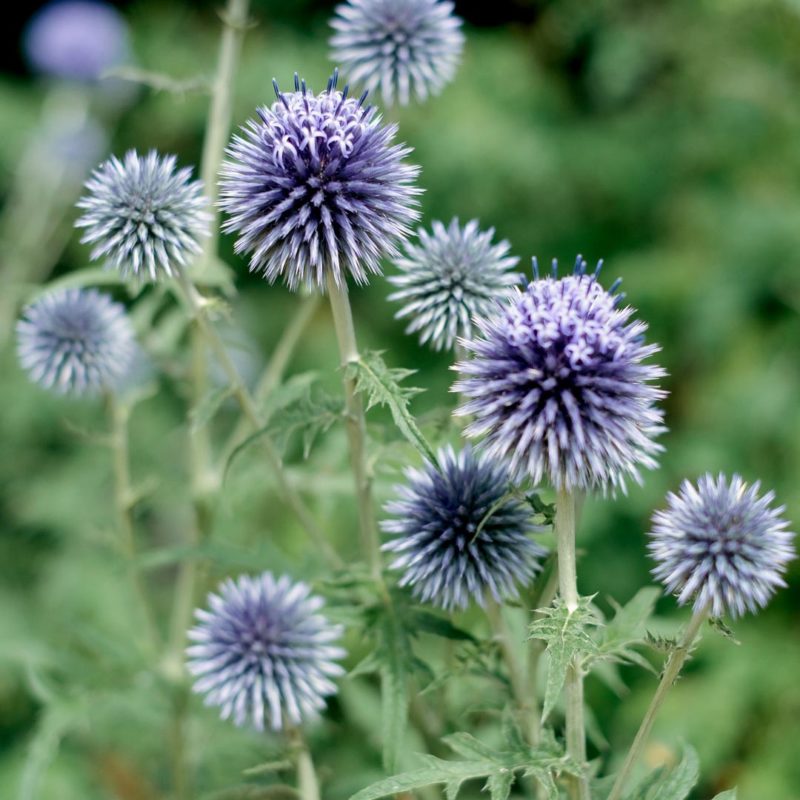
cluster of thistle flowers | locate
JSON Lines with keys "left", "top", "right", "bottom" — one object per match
{"left": 15, "top": 0, "right": 795, "bottom": 738}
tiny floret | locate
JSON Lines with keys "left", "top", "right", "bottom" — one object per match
{"left": 187, "top": 572, "right": 345, "bottom": 731}
{"left": 220, "top": 72, "right": 420, "bottom": 291}
{"left": 649, "top": 473, "right": 795, "bottom": 618}
{"left": 453, "top": 257, "right": 666, "bottom": 493}
{"left": 389, "top": 218, "right": 521, "bottom": 351}
{"left": 330, "top": 0, "right": 464, "bottom": 107}
{"left": 77, "top": 150, "right": 210, "bottom": 281}
{"left": 16, "top": 288, "right": 136, "bottom": 396}
{"left": 382, "top": 445, "right": 547, "bottom": 611}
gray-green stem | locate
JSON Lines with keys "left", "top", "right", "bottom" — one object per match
{"left": 107, "top": 393, "right": 160, "bottom": 654}
{"left": 176, "top": 273, "right": 335, "bottom": 563}
{"left": 289, "top": 728, "right": 321, "bottom": 800}
{"left": 325, "top": 274, "right": 382, "bottom": 581}
{"left": 606, "top": 603, "right": 710, "bottom": 800}
{"left": 555, "top": 489, "right": 590, "bottom": 800}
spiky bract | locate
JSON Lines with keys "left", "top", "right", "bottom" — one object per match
{"left": 330, "top": 0, "right": 464, "bottom": 106}
{"left": 388, "top": 218, "right": 521, "bottom": 351}
{"left": 220, "top": 72, "right": 420, "bottom": 291}
{"left": 382, "top": 445, "right": 547, "bottom": 611}
{"left": 649, "top": 473, "right": 795, "bottom": 618}
{"left": 16, "top": 288, "right": 136, "bottom": 396}
{"left": 76, "top": 150, "right": 209, "bottom": 281}
{"left": 453, "top": 258, "right": 666, "bottom": 493}
{"left": 186, "top": 572, "right": 345, "bottom": 731}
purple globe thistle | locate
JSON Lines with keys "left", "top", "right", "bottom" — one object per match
{"left": 16, "top": 288, "right": 136, "bottom": 396}
{"left": 649, "top": 474, "right": 795, "bottom": 618}
{"left": 330, "top": 0, "right": 464, "bottom": 106}
{"left": 382, "top": 445, "right": 547, "bottom": 611}
{"left": 219, "top": 72, "right": 421, "bottom": 291}
{"left": 453, "top": 258, "right": 666, "bottom": 493}
{"left": 388, "top": 218, "right": 521, "bottom": 352}
{"left": 76, "top": 150, "right": 210, "bottom": 281}
{"left": 23, "top": 1, "right": 129, "bottom": 82}
{"left": 186, "top": 573, "right": 346, "bottom": 731}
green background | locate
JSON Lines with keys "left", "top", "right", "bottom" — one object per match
{"left": 1, "top": 1, "right": 799, "bottom": 798}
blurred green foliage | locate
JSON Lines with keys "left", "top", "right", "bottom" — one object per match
{"left": 1, "top": 1, "right": 800, "bottom": 798}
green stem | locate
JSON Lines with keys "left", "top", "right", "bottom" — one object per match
{"left": 486, "top": 602, "right": 537, "bottom": 744}
{"left": 289, "top": 728, "right": 321, "bottom": 800}
{"left": 606, "top": 604, "right": 710, "bottom": 800}
{"left": 221, "top": 292, "right": 321, "bottom": 462}
{"left": 176, "top": 273, "right": 337, "bottom": 564}
{"left": 555, "top": 489, "right": 590, "bottom": 800}
{"left": 325, "top": 274, "right": 382, "bottom": 581}
{"left": 107, "top": 393, "right": 160, "bottom": 654}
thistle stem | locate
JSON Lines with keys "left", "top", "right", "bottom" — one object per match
{"left": 175, "top": 273, "right": 335, "bottom": 563}
{"left": 107, "top": 393, "right": 160, "bottom": 654}
{"left": 555, "top": 489, "right": 590, "bottom": 800}
{"left": 606, "top": 604, "right": 710, "bottom": 800}
{"left": 325, "top": 274, "right": 382, "bottom": 581}
{"left": 289, "top": 728, "right": 321, "bottom": 800}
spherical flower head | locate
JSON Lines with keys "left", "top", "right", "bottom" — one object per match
{"left": 649, "top": 473, "right": 795, "bottom": 618}
{"left": 76, "top": 150, "right": 210, "bottom": 281}
{"left": 23, "top": 1, "right": 129, "bottom": 82}
{"left": 453, "top": 258, "right": 667, "bottom": 493}
{"left": 219, "top": 72, "right": 421, "bottom": 291}
{"left": 382, "top": 445, "right": 547, "bottom": 611}
{"left": 16, "top": 288, "right": 136, "bottom": 396}
{"left": 187, "top": 572, "right": 346, "bottom": 731}
{"left": 388, "top": 218, "right": 522, "bottom": 352}
{"left": 330, "top": 0, "right": 464, "bottom": 106}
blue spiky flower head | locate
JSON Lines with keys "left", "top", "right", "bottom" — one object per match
{"left": 23, "top": 1, "right": 129, "bottom": 82}
{"left": 382, "top": 445, "right": 547, "bottom": 611}
{"left": 187, "top": 572, "right": 346, "bottom": 731}
{"left": 16, "top": 288, "right": 136, "bottom": 396}
{"left": 76, "top": 150, "right": 210, "bottom": 281}
{"left": 649, "top": 474, "right": 795, "bottom": 618}
{"left": 220, "top": 71, "right": 421, "bottom": 292}
{"left": 388, "top": 218, "right": 521, "bottom": 352}
{"left": 330, "top": 0, "right": 464, "bottom": 106}
{"left": 453, "top": 257, "right": 666, "bottom": 493}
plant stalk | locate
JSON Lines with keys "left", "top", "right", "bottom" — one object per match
{"left": 175, "top": 273, "right": 337, "bottom": 564}
{"left": 289, "top": 728, "right": 321, "bottom": 800}
{"left": 606, "top": 604, "right": 710, "bottom": 800}
{"left": 107, "top": 393, "right": 160, "bottom": 654}
{"left": 325, "top": 274, "right": 382, "bottom": 581}
{"left": 555, "top": 489, "right": 590, "bottom": 800}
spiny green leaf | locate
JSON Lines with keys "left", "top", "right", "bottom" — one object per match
{"left": 626, "top": 746, "right": 699, "bottom": 800}
{"left": 528, "top": 596, "right": 601, "bottom": 721}
{"left": 485, "top": 770, "right": 515, "bottom": 800}
{"left": 345, "top": 350, "right": 436, "bottom": 463}
{"left": 708, "top": 617, "right": 741, "bottom": 645}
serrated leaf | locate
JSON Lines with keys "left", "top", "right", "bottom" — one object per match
{"left": 485, "top": 770, "right": 515, "bottom": 800}
{"left": 264, "top": 385, "right": 342, "bottom": 458}
{"left": 528, "top": 597, "right": 601, "bottom": 721}
{"left": 627, "top": 746, "right": 699, "bottom": 800}
{"left": 443, "top": 733, "right": 511, "bottom": 763}
{"left": 708, "top": 617, "right": 741, "bottom": 645}
{"left": 345, "top": 351, "right": 437, "bottom": 463}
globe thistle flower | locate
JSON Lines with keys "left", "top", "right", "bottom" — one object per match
{"left": 388, "top": 218, "right": 521, "bottom": 352}
{"left": 649, "top": 474, "right": 795, "bottom": 618}
{"left": 382, "top": 445, "right": 547, "bottom": 611}
{"left": 16, "top": 288, "right": 136, "bottom": 396}
{"left": 330, "top": 0, "right": 464, "bottom": 106}
{"left": 23, "top": 1, "right": 129, "bottom": 82}
{"left": 219, "top": 71, "right": 420, "bottom": 291}
{"left": 453, "top": 257, "right": 666, "bottom": 493}
{"left": 76, "top": 150, "right": 210, "bottom": 281}
{"left": 187, "top": 572, "right": 345, "bottom": 731}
